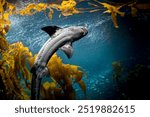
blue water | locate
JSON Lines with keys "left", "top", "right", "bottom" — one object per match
{"left": 6, "top": 3, "right": 150, "bottom": 99}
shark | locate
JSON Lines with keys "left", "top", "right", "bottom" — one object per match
{"left": 30, "top": 25, "right": 88, "bottom": 99}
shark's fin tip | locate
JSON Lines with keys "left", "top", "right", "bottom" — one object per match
{"left": 41, "top": 26, "right": 61, "bottom": 37}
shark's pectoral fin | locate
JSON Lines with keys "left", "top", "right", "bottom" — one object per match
{"left": 60, "top": 42, "right": 73, "bottom": 58}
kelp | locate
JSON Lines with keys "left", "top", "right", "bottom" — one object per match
{"left": 0, "top": 40, "right": 86, "bottom": 99}
{"left": 0, "top": 0, "right": 87, "bottom": 100}
{"left": 112, "top": 61, "right": 123, "bottom": 81}
{"left": 100, "top": 2, "right": 125, "bottom": 28}
{"left": 128, "top": 3, "right": 150, "bottom": 17}
{"left": 29, "top": 53, "right": 87, "bottom": 99}
{"left": 51, "top": 0, "right": 80, "bottom": 17}
{"left": 46, "top": 54, "right": 86, "bottom": 99}
{"left": 0, "top": 39, "right": 86, "bottom": 100}
{"left": 88, "top": 0, "right": 125, "bottom": 28}
{"left": 1, "top": 0, "right": 149, "bottom": 29}
{"left": 16, "top": 3, "right": 54, "bottom": 20}
{"left": 0, "top": 35, "right": 8, "bottom": 50}
{"left": 88, "top": 0, "right": 150, "bottom": 28}
{"left": 0, "top": 0, "right": 16, "bottom": 37}
{"left": 16, "top": 0, "right": 85, "bottom": 18}
{"left": 0, "top": 0, "right": 88, "bottom": 21}
{"left": 1, "top": 0, "right": 149, "bottom": 99}
{"left": 125, "top": 65, "right": 150, "bottom": 99}
{"left": 112, "top": 63, "right": 150, "bottom": 99}
{"left": 0, "top": 42, "right": 31, "bottom": 99}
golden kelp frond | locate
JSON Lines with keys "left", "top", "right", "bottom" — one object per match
{"left": 27, "top": 54, "right": 37, "bottom": 68}
{"left": 0, "top": 1, "right": 16, "bottom": 36}
{"left": 100, "top": 2, "right": 125, "bottom": 16}
{"left": 59, "top": 0, "right": 80, "bottom": 16}
{"left": 0, "top": 49, "right": 30, "bottom": 99}
{"left": 89, "top": 0, "right": 150, "bottom": 27}
{"left": 0, "top": 36, "right": 8, "bottom": 50}
{"left": 0, "top": 12, "right": 11, "bottom": 36}
{"left": 0, "top": 42, "right": 33, "bottom": 99}
{"left": 14, "top": 1, "right": 85, "bottom": 18}
{"left": 89, "top": 0, "right": 125, "bottom": 28}
{"left": 0, "top": 0, "right": 5, "bottom": 15}
{"left": 1, "top": 0, "right": 97, "bottom": 21}
{"left": 128, "top": 3, "right": 150, "bottom": 17}
{"left": 9, "top": 42, "right": 32, "bottom": 82}
{"left": 14, "top": 3, "right": 55, "bottom": 19}
{"left": 6, "top": 2, "right": 16, "bottom": 15}
{"left": 0, "top": 1, "right": 54, "bottom": 20}
{"left": 41, "top": 81, "right": 58, "bottom": 99}
{"left": 48, "top": 54, "right": 85, "bottom": 85}
{"left": 51, "top": 0, "right": 81, "bottom": 17}
{"left": 78, "top": 80, "right": 86, "bottom": 94}
{"left": 46, "top": 53, "right": 86, "bottom": 99}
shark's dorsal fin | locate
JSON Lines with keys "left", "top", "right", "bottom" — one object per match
{"left": 60, "top": 42, "right": 73, "bottom": 58}
{"left": 41, "top": 26, "right": 61, "bottom": 37}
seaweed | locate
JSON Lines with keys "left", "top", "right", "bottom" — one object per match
{"left": 125, "top": 65, "right": 150, "bottom": 99}
{"left": 88, "top": 0, "right": 150, "bottom": 28}
{"left": 112, "top": 61, "right": 123, "bottom": 81}
{"left": 46, "top": 54, "right": 86, "bottom": 99}
{"left": 51, "top": 0, "right": 80, "bottom": 17}
{"left": 112, "top": 61, "right": 150, "bottom": 99}
{"left": 1, "top": 0, "right": 149, "bottom": 99}
{"left": 0, "top": 42, "right": 31, "bottom": 99}
{"left": 0, "top": 0, "right": 87, "bottom": 99}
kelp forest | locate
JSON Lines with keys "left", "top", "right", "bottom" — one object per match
{"left": 0, "top": 0, "right": 150, "bottom": 99}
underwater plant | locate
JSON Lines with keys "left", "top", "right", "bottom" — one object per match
{"left": 88, "top": 0, "right": 150, "bottom": 28}
{"left": 89, "top": 0, "right": 125, "bottom": 28}
{"left": 51, "top": 0, "right": 79, "bottom": 17}
{"left": 125, "top": 65, "right": 150, "bottom": 99}
{"left": 112, "top": 61, "right": 150, "bottom": 99}
{"left": 48, "top": 54, "right": 86, "bottom": 99}
{"left": 0, "top": 42, "right": 31, "bottom": 99}
{"left": 1, "top": 0, "right": 149, "bottom": 29}
{"left": 16, "top": 3, "right": 54, "bottom": 19}
{"left": 1, "top": 0, "right": 150, "bottom": 99}
{"left": 128, "top": 2, "right": 150, "bottom": 17}
{"left": 29, "top": 53, "right": 87, "bottom": 99}
{"left": 112, "top": 61, "right": 123, "bottom": 81}
{"left": 0, "top": 0, "right": 90, "bottom": 20}
{"left": 0, "top": 0, "right": 87, "bottom": 99}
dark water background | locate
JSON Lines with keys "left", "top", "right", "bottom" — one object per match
{"left": 6, "top": 0, "right": 150, "bottom": 99}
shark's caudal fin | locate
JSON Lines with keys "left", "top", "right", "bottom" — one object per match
{"left": 41, "top": 26, "right": 61, "bottom": 36}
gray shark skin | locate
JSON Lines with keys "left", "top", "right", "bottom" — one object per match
{"left": 31, "top": 25, "right": 88, "bottom": 100}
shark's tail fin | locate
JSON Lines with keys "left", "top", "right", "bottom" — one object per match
{"left": 30, "top": 64, "right": 37, "bottom": 74}
{"left": 30, "top": 64, "right": 49, "bottom": 100}
{"left": 30, "top": 64, "right": 42, "bottom": 100}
